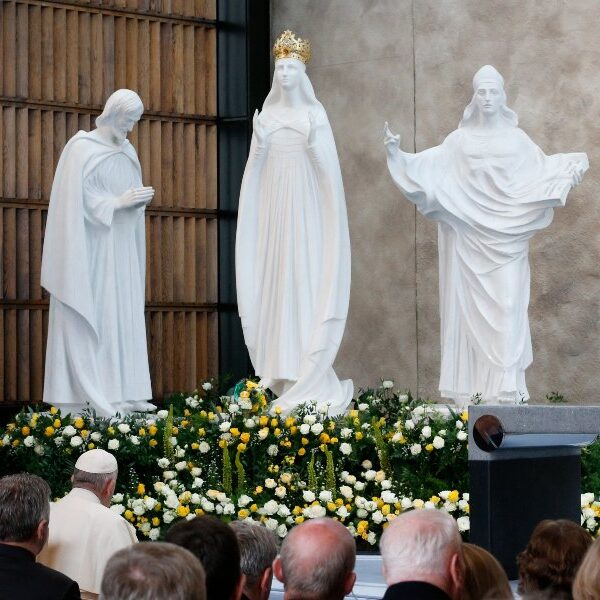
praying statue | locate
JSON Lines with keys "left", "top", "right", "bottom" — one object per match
{"left": 42, "top": 89, "right": 155, "bottom": 416}
{"left": 384, "top": 65, "right": 588, "bottom": 406}
{"left": 236, "top": 30, "right": 353, "bottom": 416}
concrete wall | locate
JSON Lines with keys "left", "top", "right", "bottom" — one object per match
{"left": 271, "top": 0, "right": 600, "bottom": 404}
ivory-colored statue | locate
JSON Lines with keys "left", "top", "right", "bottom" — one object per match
{"left": 384, "top": 65, "right": 588, "bottom": 406}
{"left": 42, "top": 89, "right": 155, "bottom": 416}
{"left": 236, "top": 31, "right": 353, "bottom": 415}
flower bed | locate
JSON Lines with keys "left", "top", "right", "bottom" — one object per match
{"left": 0, "top": 380, "right": 597, "bottom": 544}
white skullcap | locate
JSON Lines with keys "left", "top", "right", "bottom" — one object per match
{"left": 74, "top": 449, "right": 118, "bottom": 474}
{"left": 473, "top": 65, "right": 504, "bottom": 90}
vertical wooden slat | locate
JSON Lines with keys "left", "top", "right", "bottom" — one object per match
{"left": 16, "top": 2, "right": 29, "bottom": 98}
{"left": 173, "top": 311, "right": 185, "bottom": 388}
{"left": 173, "top": 121, "right": 184, "bottom": 207}
{"left": 150, "top": 119, "right": 161, "bottom": 206}
{"left": 103, "top": 15, "right": 115, "bottom": 99}
{"left": 184, "top": 217, "right": 195, "bottom": 302}
{"left": 16, "top": 109, "right": 29, "bottom": 199}
{"left": 29, "top": 5, "right": 42, "bottom": 100}
{"left": 16, "top": 209, "right": 29, "bottom": 299}
{"left": 3, "top": 107, "right": 16, "bottom": 198}
{"left": 29, "top": 211, "right": 42, "bottom": 300}
{"left": 41, "top": 6, "right": 54, "bottom": 100}
{"left": 126, "top": 17, "right": 138, "bottom": 92}
{"left": 163, "top": 310, "right": 174, "bottom": 393}
{"left": 194, "top": 27, "right": 206, "bottom": 115}
{"left": 79, "top": 11, "right": 91, "bottom": 105}
{"left": 4, "top": 209, "right": 17, "bottom": 300}
{"left": 41, "top": 110, "right": 54, "bottom": 200}
{"left": 6, "top": 310, "right": 17, "bottom": 401}
{"left": 173, "top": 216, "right": 184, "bottom": 301}
{"left": 172, "top": 24, "right": 184, "bottom": 113}
{"left": 90, "top": 12, "right": 104, "bottom": 105}
{"left": 206, "top": 27, "right": 217, "bottom": 115}
{"left": 115, "top": 16, "right": 127, "bottom": 89}
{"left": 196, "top": 124, "right": 206, "bottom": 208}
{"left": 206, "top": 125, "right": 217, "bottom": 209}
{"left": 137, "top": 19, "right": 150, "bottom": 106}
{"left": 28, "top": 110, "right": 42, "bottom": 200}
{"left": 17, "top": 310, "right": 30, "bottom": 402}
{"left": 160, "top": 22, "right": 173, "bottom": 113}
{"left": 149, "top": 20, "right": 161, "bottom": 111}
{"left": 161, "top": 216, "right": 173, "bottom": 301}
{"left": 3, "top": 1, "right": 17, "bottom": 97}
{"left": 54, "top": 8, "right": 67, "bottom": 101}
{"left": 184, "top": 123, "right": 195, "bottom": 208}
{"left": 66, "top": 9, "right": 79, "bottom": 102}
{"left": 30, "top": 310, "right": 43, "bottom": 402}
{"left": 161, "top": 121, "right": 173, "bottom": 206}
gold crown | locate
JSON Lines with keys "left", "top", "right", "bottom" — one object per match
{"left": 272, "top": 30, "right": 311, "bottom": 64}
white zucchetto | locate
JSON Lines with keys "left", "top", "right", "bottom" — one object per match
{"left": 74, "top": 449, "right": 118, "bottom": 474}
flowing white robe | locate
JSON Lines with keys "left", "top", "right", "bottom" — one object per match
{"left": 38, "top": 488, "right": 137, "bottom": 598}
{"left": 41, "top": 131, "right": 152, "bottom": 416}
{"left": 236, "top": 106, "right": 352, "bottom": 415}
{"left": 387, "top": 126, "right": 588, "bottom": 404}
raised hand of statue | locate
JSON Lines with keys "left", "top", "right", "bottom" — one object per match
{"left": 307, "top": 111, "right": 318, "bottom": 147}
{"left": 383, "top": 121, "right": 401, "bottom": 156}
{"left": 116, "top": 186, "right": 155, "bottom": 210}
{"left": 253, "top": 109, "right": 273, "bottom": 149}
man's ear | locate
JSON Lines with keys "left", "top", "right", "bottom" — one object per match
{"left": 36, "top": 519, "right": 49, "bottom": 551}
{"left": 233, "top": 574, "right": 246, "bottom": 600}
{"left": 260, "top": 566, "right": 273, "bottom": 594}
{"left": 273, "top": 556, "right": 285, "bottom": 584}
{"left": 343, "top": 571, "right": 357, "bottom": 595}
{"left": 448, "top": 552, "right": 463, "bottom": 600}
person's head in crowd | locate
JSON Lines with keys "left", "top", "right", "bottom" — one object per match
{"left": 273, "top": 517, "right": 356, "bottom": 600}
{"left": 100, "top": 542, "right": 206, "bottom": 600}
{"left": 72, "top": 448, "right": 118, "bottom": 507}
{"left": 166, "top": 515, "right": 244, "bottom": 600}
{"left": 0, "top": 473, "right": 51, "bottom": 556}
{"left": 379, "top": 508, "right": 463, "bottom": 600}
{"left": 572, "top": 535, "right": 600, "bottom": 600}
{"left": 230, "top": 520, "right": 278, "bottom": 600}
{"left": 462, "top": 543, "right": 512, "bottom": 600}
{"left": 518, "top": 519, "right": 592, "bottom": 599}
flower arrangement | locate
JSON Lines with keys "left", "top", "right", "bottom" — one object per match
{"left": 0, "top": 379, "right": 597, "bottom": 544}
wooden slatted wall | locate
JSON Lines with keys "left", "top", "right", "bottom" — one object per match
{"left": 0, "top": 0, "right": 218, "bottom": 406}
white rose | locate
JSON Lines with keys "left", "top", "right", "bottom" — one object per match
{"left": 201, "top": 498, "right": 215, "bottom": 512}
{"left": 163, "top": 471, "right": 176, "bottom": 481}
{"left": 164, "top": 494, "right": 179, "bottom": 509}
{"left": 455, "top": 420, "right": 464, "bottom": 430}
{"left": 433, "top": 436, "right": 445, "bottom": 449}
{"left": 382, "top": 380, "right": 394, "bottom": 389}
{"left": 404, "top": 419, "right": 415, "bottom": 430}
{"left": 191, "top": 467, "right": 202, "bottom": 477}
{"left": 303, "top": 415, "right": 316, "bottom": 425}
{"left": 263, "top": 500, "right": 279, "bottom": 515}
{"left": 358, "top": 403, "right": 369, "bottom": 411}
{"left": 277, "top": 505, "right": 291, "bottom": 517}
{"left": 149, "top": 528, "right": 160, "bottom": 541}
{"left": 340, "top": 485, "right": 353, "bottom": 499}
{"left": 381, "top": 490, "right": 397, "bottom": 504}
{"left": 62, "top": 425, "right": 76, "bottom": 437}
{"left": 413, "top": 406, "right": 425, "bottom": 417}
{"left": 175, "top": 448, "right": 185, "bottom": 458}
{"left": 299, "top": 424, "right": 310, "bottom": 435}
{"left": 457, "top": 516, "right": 470, "bottom": 532}
{"left": 356, "top": 508, "right": 368, "bottom": 518}
{"left": 581, "top": 493, "right": 596, "bottom": 507}
{"left": 277, "top": 524, "right": 288, "bottom": 538}
{"left": 410, "top": 443, "right": 422, "bottom": 456}
{"left": 157, "top": 458, "right": 170, "bottom": 468}
{"left": 163, "top": 512, "right": 175, "bottom": 524}
{"left": 54, "top": 438, "right": 63, "bottom": 446}
{"left": 264, "top": 518, "right": 278, "bottom": 531}
{"left": 133, "top": 504, "right": 145, "bottom": 516}
{"left": 199, "top": 442, "right": 210, "bottom": 453}
{"left": 340, "top": 443, "right": 352, "bottom": 456}
{"left": 117, "top": 424, "right": 130, "bottom": 434}
{"left": 305, "top": 505, "right": 326, "bottom": 519}
{"left": 111, "top": 504, "right": 125, "bottom": 515}
{"left": 354, "top": 481, "right": 365, "bottom": 491}
{"left": 244, "top": 419, "right": 256, "bottom": 429}
{"left": 401, "top": 497, "right": 412, "bottom": 509}
{"left": 457, "top": 431, "right": 468, "bottom": 441}
{"left": 238, "top": 494, "right": 253, "bottom": 507}
{"left": 144, "top": 497, "right": 157, "bottom": 510}
{"left": 202, "top": 382, "right": 212, "bottom": 391}
{"left": 157, "top": 410, "right": 169, "bottom": 419}
{"left": 239, "top": 398, "right": 252, "bottom": 410}
{"left": 344, "top": 475, "right": 357, "bottom": 485}
{"left": 192, "top": 477, "right": 204, "bottom": 489}
{"left": 91, "top": 432, "right": 102, "bottom": 442}
{"left": 361, "top": 460, "right": 372, "bottom": 469}
{"left": 267, "top": 445, "right": 278, "bottom": 456}
{"left": 175, "top": 461, "right": 187, "bottom": 471}
{"left": 421, "top": 426, "right": 432, "bottom": 439}
{"left": 265, "top": 478, "right": 276, "bottom": 489}
{"left": 275, "top": 486, "right": 286, "bottom": 498}
{"left": 398, "top": 394, "right": 409, "bottom": 402}
{"left": 439, "top": 491, "right": 450, "bottom": 500}
{"left": 130, "top": 436, "right": 140, "bottom": 446}
{"left": 191, "top": 494, "right": 201, "bottom": 505}
{"left": 381, "top": 479, "right": 392, "bottom": 490}
{"left": 319, "top": 490, "right": 333, "bottom": 503}
{"left": 372, "top": 510, "right": 384, "bottom": 524}
{"left": 340, "top": 428, "right": 353, "bottom": 439}
{"left": 108, "top": 439, "right": 119, "bottom": 450}
{"left": 23, "top": 435, "right": 35, "bottom": 447}
{"left": 364, "top": 470, "right": 376, "bottom": 481}
{"left": 310, "top": 423, "right": 324, "bottom": 435}
{"left": 337, "top": 506, "right": 349, "bottom": 518}
{"left": 219, "top": 421, "right": 231, "bottom": 432}
{"left": 223, "top": 503, "right": 235, "bottom": 515}
{"left": 70, "top": 436, "right": 83, "bottom": 447}
{"left": 228, "top": 403, "right": 239, "bottom": 414}
{"left": 34, "top": 444, "right": 45, "bottom": 456}
{"left": 302, "top": 490, "right": 316, "bottom": 503}
{"left": 258, "top": 428, "right": 269, "bottom": 440}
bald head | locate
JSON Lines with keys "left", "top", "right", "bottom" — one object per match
{"left": 380, "top": 509, "right": 463, "bottom": 599}
{"left": 274, "top": 518, "right": 356, "bottom": 600}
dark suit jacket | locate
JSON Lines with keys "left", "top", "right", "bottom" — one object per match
{"left": 0, "top": 543, "right": 80, "bottom": 600}
{"left": 383, "top": 581, "right": 452, "bottom": 600}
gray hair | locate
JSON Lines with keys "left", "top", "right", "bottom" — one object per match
{"left": 279, "top": 517, "right": 356, "bottom": 600}
{"left": 96, "top": 89, "right": 143, "bottom": 128}
{"left": 72, "top": 468, "right": 117, "bottom": 494}
{"left": 380, "top": 509, "right": 462, "bottom": 584}
{"left": 0, "top": 473, "right": 51, "bottom": 542}
{"left": 100, "top": 542, "right": 206, "bottom": 600}
{"left": 230, "top": 520, "right": 278, "bottom": 586}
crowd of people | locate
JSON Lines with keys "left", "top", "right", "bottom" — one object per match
{"left": 0, "top": 448, "right": 598, "bottom": 600}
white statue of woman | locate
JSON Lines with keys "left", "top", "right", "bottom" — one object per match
{"left": 384, "top": 65, "right": 588, "bottom": 407}
{"left": 42, "top": 89, "right": 155, "bottom": 416}
{"left": 236, "top": 30, "right": 353, "bottom": 416}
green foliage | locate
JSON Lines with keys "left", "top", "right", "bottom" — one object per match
{"left": 546, "top": 391, "right": 568, "bottom": 404}
{"left": 235, "top": 450, "right": 246, "bottom": 495}
{"left": 222, "top": 444, "right": 232, "bottom": 496}
{"left": 582, "top": 438, "right": 600, "bottom": 495}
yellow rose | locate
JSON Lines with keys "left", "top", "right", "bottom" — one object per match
{"left": 50, "top": 407, "right": 58, "bottom": 415}
{"left": 460, "top": 410, "right": 468, "bottom": 422}
{"left": 44, "top": 426, "right": 55, "bottom": 437}
{"left": 240, "top": 432, "right": 250, "bottom": 443}
{"left": 448, "top": 490, "right": 460, "bottom": 503}
{"left": 20, "top": 426, "right": 30, "bottom": 438}
{"left": 254, "top": 486, "right": 263, "bottom": 494}
{"left": 176, "top": 505, "right": 190, "bottom": 518}
{"left": 124, "top": 510, "right": 134, "bottom": 521}
{"left": 270, "top": 418, "right": 278, "bottom": 428}
{"left": 138, "top": 428, "right": 146, "bottom": 436}
{"left": 137, "top": 483, "right": 145, "bottom": 495}
{"left": 149, "top": 439, "right": 158, "bottom": 447}
{"left": 301, "top": 437, "right": 309, "bottom": 446}
{"left": 195, "top": 508, "right": 205, "bottom": 516}
{"left": 73, "top": 417, "right": 84, "bottom": 429}
{"left": 246, "top": 380, "right": 258, "bottom": 389}
{"left": 237, "top": 443, "right": 247, "bottom": 452}
{"left": 250, "top": 504, "right": 258, "bottom": 512}
{"left": 148, "top": 425, "right": 158, "bottom": 436}
{"left": 274, "top": 428, "right": 281, "bottom": 437}
{"left": 297, "top": 448, "right": 306, "bottom": 456}
{"left": 238, "top": 509, "right": 250, "bottom": 519}
{"left": 53, "top": 419, "right": 61, "bottom": 429}
{"left": 12, "top": 439, "right": 20, "bottom": 447}
{"left": 81, "top": 430, "right": 89, "bottom": 439}
{"left": 152, "top": 517, "right": 160, "bottom": 526}
{"left": 87, "top": 443, "right": 95, "bottom": 449}
{"left": 290, "top": 426, "right": 298, "bottom": 435}
{"left": 430, "top": 495, "right": 441, "bottom": 505}
{"left": 230, "top": 428, "right": 240, "bottom": 437}
{"left": 240, "top": 390, "right": 250, "bottom": 399}
{"left": 295, "top": 516, "right": 305, "bottom": 524}
{"left": 355, "top": 431, "right": 363, "bottom": 441}
{"left": 274, "top": 406, "right": 282, "bottom": 415}
{"left": 425, "top": 443, "right": 434, "bottom": 452}
{"left": 218, "top": 439, "right": 227, "bottom": 448}
{"left": 259, "top": 416, "right": 269, "bottom": 427}
{"left": 197, "top": 428, "right": 206, "bottom": 437}
{"left": 191, "top": 442, "right": 199, "bottom": 450}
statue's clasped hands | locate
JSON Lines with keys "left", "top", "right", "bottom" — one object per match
{"left": 568, "top": 161, "right": 585, "bottom": 187}
{"left": 117, "top": 186, "right": 155, "bottom": 210}
{"left": 383, "top": 122, "right": 401, "bottom": 156}
{"left": 253, "top": 110, "right": 274, "bottom": 149}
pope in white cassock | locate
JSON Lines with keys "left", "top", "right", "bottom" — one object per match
{"left": 236, "top": 31, "right": 352, "bottom": 415}
{"left": 41, "top": 89, "right": 155, "bottom": 416}
{"left": 384, "top": 65, "right": 588, "bottom": 406}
